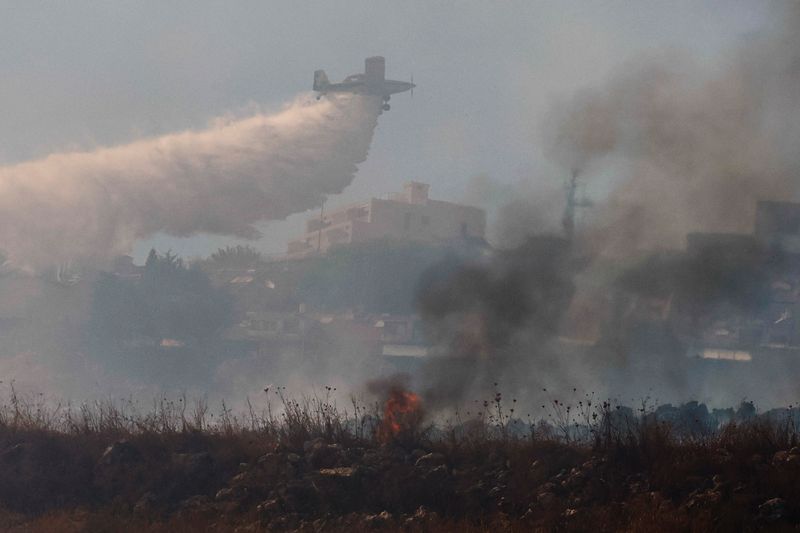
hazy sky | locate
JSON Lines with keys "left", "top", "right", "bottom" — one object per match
{"left": 0, "top": 1, "right": 773, "bottom": 260}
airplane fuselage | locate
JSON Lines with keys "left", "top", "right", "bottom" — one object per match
{"left": 313, "top": 57, "right": 414, "bottom": 108}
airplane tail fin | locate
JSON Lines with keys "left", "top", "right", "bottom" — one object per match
{"left": 365, "top": 56, "right": 385, "bottom": 84}
{"left": 313, "top": 70, "right": 329, "bottom": 91}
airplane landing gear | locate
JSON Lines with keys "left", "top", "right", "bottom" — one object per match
{"left": 316, "top": 95, "right": 322, "bottom": 100}
{"left": 382, "top": 103, "right": 391, "bottom": 111}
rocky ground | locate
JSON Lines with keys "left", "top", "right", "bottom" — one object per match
{"left": 1, "top": 414, "right": 800, "bottom": 532}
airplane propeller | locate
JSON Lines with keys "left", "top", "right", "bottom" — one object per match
{"left": 411, "top": 74, "right": 414, "bottom": 98}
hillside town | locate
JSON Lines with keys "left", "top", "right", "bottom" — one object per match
{"left": 1, "top": 180, "right": 800, "bottom": 397}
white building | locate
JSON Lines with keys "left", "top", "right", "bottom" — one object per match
{"left": 287, "top": 182, "right": 485, "bottom": 257}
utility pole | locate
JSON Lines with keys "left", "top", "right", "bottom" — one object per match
{"left": 316, "top": 200, "right": 325, "bottom": 253}
{"left": 562, "top": 169, "right": 592, "bottom": 243}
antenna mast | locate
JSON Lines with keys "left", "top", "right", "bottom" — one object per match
{"left": 316, "top": 201, "right": 325, "bottom": 253}
{"left": 562, "top": 170, "right": 592, "bottom": 242}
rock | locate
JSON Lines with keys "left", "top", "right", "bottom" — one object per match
{"left": 257, "top": 452, "right": 282, "bottom": 467}
{"left": 179, "top": 494, "right": 213, "bottom": 511}
{"left": 711, "top": 475, "right": 732, "bottom": 496}
{"left": 488, "top": 485, "right": 504, "bottom": 499}
{"left": 537, "top": 491, "right": 557, "bottom": 506}
{"left": 267, "top": 512, "right": 300, "bottom": 531}
{"left": 686, "top": 490, "right": 721, "bottom": 509}
{"left": 497, "top": 496, "right": 512, "bottom": 513}
{"left": 215, "top": 486, "right": 248, "bottom": 502}
{"left": 773, "top": 450, "right": 790, "bottom": 464}
{"left": 172, "top": 452, "right": 214, "bottom": 480}
{"left": 303, "top": 438, "right": 323, "bottom": 453}
{"left": 363, "top": 510, "right": 393, "bottom": 529}
{"left": 256, "top": 453, "right": 294, "bottom": 479}
{"left": 404, "top": 506, "right": 438, "bottom": 528}
{"left": 344, "top": 447, "right": 366, "bottom": 464}
{"left": 421, "top": 464, "right": 449, "bottom": 491}
{"left": 414, "top": 452, "right": 445, "bottom": 469}
{"left": 286, "top": 453, "right": 301, "bottom": 464}
{"left": 230, "top": 472, "right": 249, "bottom": 485}
{"left": 255, "top": 498, "right": 281, "bottom": 519}
{"left": 313, "top": 467, "right": 365, "bottom": 511}
{"left": 539, "top": 482, "right": 558, "bottom": 493}
{"left": 712, "top": 448, "right": 733, "bottom": 465}
{"left": 306, "top": 440, "right": 343, "bottom": 469}
{"left": 233, "top": 521, "right": 260, "bottom": 532}
{"left": 319, "top": 466, "right": 357, "bottom": 478}
{"left": 98, "top": 440, "right": 140, "bottom": 467}
{"left": 456, "top": 479, "right": 485, "bottom": 504}
{"left": 581, "top": 458, "right": 599, "bottom": 470}
{"left": 133, "top": 492, "right": 158, "bottom": 515}
{"left": 175, "top": 494, "right": 216, "bottom": 520}
{"left": 362, "top": 449, "right": 383, "bottom": 467}
{"left": 759, "top": 497, "right": 786, "bottom": 522}
{"left": 0, "top": 443, "right": 27, "bottom": 463}
{"left": 281, "top": 478, "right": 321, "bottom": 513}
{"left": 94, "top": 440, "right": 144, "bottom": 497}
{"left": 495, "top": 469, "right": 510, "bottom": 484}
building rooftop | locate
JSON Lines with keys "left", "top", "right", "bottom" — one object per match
{"left": 286, "top": 182, "right": 486, "bottom": 258}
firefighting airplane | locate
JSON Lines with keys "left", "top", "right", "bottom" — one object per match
{"left": 313, "top": 56, "right": 415, "bottom": 111}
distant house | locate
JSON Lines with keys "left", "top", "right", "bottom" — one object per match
{"left": 375, "top": 314, "right": 431, "bottom": 358}
{"left": 287, "top": 181, "right": 486, "bottom": 257}
{"left": 227, "top": 310, "right": 313, "bottom": 343}
{"left": 112, "top": 255, "right": 144, "bottom": 281}
{"left": 755, "top": 200, "right": 800, "bottom": 253}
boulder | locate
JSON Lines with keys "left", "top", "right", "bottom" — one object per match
{"left": 363, "top": 510, "right": 393, "bottom": 529}
{"left": 98, "top": 440, "right": 140, "bottom": 467}
{"left": 256, "top": 452, "right": 294, "bottom": 479}
{"left": 414, "top": 452, "right": 446, "bottom": 469}
{"left": 171, "top": 452, "right": 213, "bottom": 480}
{"left": 305, "top": 440, "right": 343, "bottom": 469}
{"left": 319, "top": 466, "right": 358, "bottom": 478}
{"left": 133, "top": 491, "right": 158, "bottom": 515}
{"left": 759, "top": 497, "right": 786, "bottom": 522}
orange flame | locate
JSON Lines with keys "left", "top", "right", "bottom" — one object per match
{"left": 379, "top": 388, "right": 422, "bottom": 442}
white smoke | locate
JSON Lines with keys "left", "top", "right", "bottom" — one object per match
{"left": 0, "top": 93, "right": 381, "bottom": 270}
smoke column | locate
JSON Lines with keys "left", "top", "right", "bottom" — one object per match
{"left": 545, "top": 2, "right": 800, "bottom": 256}
{"left": 0, "top": 94, "right": 381, "bottom": 270}
{"left": 410, "top": 3, "right": 800, "bottom": 409}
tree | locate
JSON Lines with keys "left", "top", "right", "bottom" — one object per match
{"left": 207, "top": 245, "right": 264, "bottom": 269}
{"left": 90, "top": 250, "right": 233, "bottom": 344}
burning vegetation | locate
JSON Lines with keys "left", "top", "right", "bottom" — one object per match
{"left": 378, "top": 388, "right": 423, "bottom": 445}
{"left": 0, "top": 388, "right": 799, "bottom": 531}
